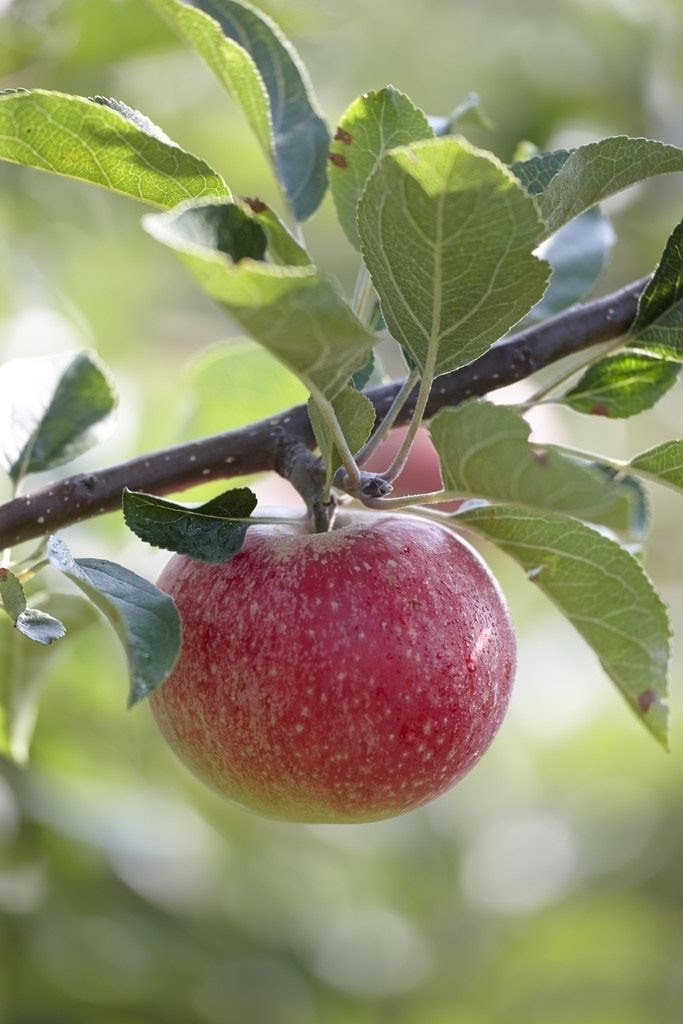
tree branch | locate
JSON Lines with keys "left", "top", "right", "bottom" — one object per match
{"left": 0, "top": 276, "right": 648, "bottom": 549}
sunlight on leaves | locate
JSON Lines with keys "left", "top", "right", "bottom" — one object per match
{"left": 563, "top": 353, "right": 679, "bottom": 418}
{"left": 0, "top": 351, "right": 117, "bottom": 485}
{"left": 0, "top": 89, "right": 229, "bottom": 206}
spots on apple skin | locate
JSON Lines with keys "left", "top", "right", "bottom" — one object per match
{"left": 151, "top": 512, "right": 516, "bottom": 823}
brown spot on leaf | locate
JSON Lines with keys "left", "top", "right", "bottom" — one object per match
{"left": 328, "top": 152, "right": 348, "bottom": 169}
{"left": 334, "top": 127, "right": 353, "bottom": 145}
{"left": 638, "top": 689, "right": 657, "bottom": 713}
{"left": 243, "top": 196, "right": 268, "bottom": 214}
{"left": 591, "top": 404, "right": 611, "bottom": 417}
{"left": 532, "top": 449, "right": 548, "bottom": 467}
{"left": 0, "top": 568, "right": 7, "bottom": 582}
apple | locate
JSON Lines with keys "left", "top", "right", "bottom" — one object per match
{"left": 150, "top": 511, "right": 516, "bottom": 823}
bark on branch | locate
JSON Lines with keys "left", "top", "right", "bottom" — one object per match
{"left": 0, "top": 276, "right": 648, "bottom": 549}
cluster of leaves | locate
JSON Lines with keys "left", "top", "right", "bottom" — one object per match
{"left": 1, "top": 0, "right": 683, "bottom": 758}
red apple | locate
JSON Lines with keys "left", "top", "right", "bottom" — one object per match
{"left": 150, "top": 511, "right": 516, "bottom": 823}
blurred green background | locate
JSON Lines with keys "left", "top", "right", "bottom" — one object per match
{"left": 1, "top": 0, "right": 683, "bottom": 1021}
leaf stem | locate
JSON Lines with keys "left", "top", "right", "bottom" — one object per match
{"left": 362, "top": 488, "right": 461, "bottom": 510}
{"left": 383, "top": 359, "right": 436, "bottom": 484}
{"left": 356, "top": 368, "right": 420, "bottom": 466}
{"left": 309, "top": 389, "right": 362, "bottom": 492}
{"left": 16, "top": 558, "right": 49, "bottom": 584}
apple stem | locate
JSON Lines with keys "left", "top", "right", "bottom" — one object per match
{"left": 311, "top": 498, "right": 338, "bottom": 533}
{"left": 272, "top": 436, "right": 340, "bottom": 533}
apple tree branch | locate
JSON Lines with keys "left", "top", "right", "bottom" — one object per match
{"left": 0, "top": 277, "right": 648, "bottom": 549}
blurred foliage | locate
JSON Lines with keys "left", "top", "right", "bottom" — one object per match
{"left": 1, "top": 0, "right": 683, "bottom": 1021}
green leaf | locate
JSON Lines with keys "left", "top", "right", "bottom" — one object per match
{"left": 0, "top": 568, "right": 26, "bottom": 620}
{"left": 630, "top": 218, "right": 683, "bottom": 360}
{"left": 0, "top": 89, "right": 229, "bottom": 206}
{"left": 47, "top": 536, "right": 181, "bottom": 706}
{"left": 630, "top": 440, "right": 683, "bottom": 494}
{"left": 0, "top": 569, "right": 66, "bottom": 646}
{"left": 351, "top": 351, "right": 376, "bottom": 391}
{"left": 357, "top": 137, "right": 550, "bottom": 377}
{"left": 328, "top": 86, "right": 433, "bottom": 250}
{"left": 15, "top": 608, "right": 67, "bottom": 646}
{"left": 144, "top": 198, "right": 377, "bottom": 398}
{"left": 456, "top": 504, "right": 670, "bottom": 746}
{"left": 0, "top": 351, "right": 117, "bottom": 485}
{"left": 308, "top": 387, "right": 376, "bottom": 485}
{"left": 514, "top": 136, "right": 683, "bottom": 238}
{"left": 430, "top": 400, "right": 647, "bottom": 538}
{"left": 148, "top": 0, "right": 329, "bottom": 220}
{"left": 90, "top": 96, "right": 178, "bottom": 144}
{"left": 528, "top": 207, "right": 615, "bottom": 321}
{"left": 240, "top": 198, "right": 312, "bottom": 266}
{"left": 563, "top": 352, "right": 679, "bottom": 418}
{"left": 161, "top": 199, "right": 267, "bottom": 261}
{"left": 510, "top": 148, "right": 572, "bottom": 195}
{"left": 123, "top": 486, "right": 257, "bottom": 563}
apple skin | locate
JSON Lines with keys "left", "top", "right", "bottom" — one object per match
{"left": 150, "top": 511, "right": 516, "bottom": 824}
